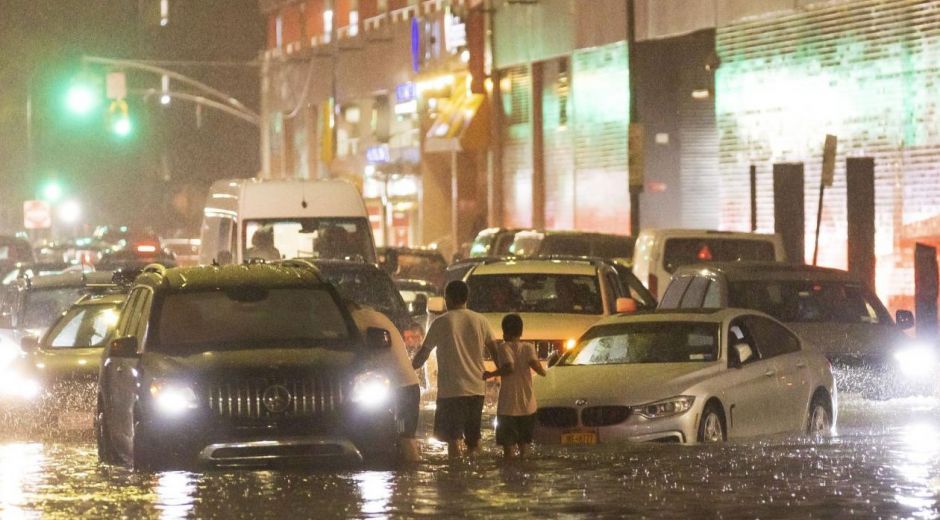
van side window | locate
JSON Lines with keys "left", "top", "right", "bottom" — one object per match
{"left": 703, "top": 280, "right": 721, "bottom": 308}
{"left": 659, "top": 277, "right": 692, "bottom": 309}
{"left": 680, "top": 277, "right": 710, "bottom": 308}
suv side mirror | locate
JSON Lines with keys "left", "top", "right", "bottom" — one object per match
{"left": 730, "top": 342, "right": 754, "bottom": 368}
{"left": 616, "top": 297, "right": 638, "bottom": 314}
{"left": 20, "top": 336, "right": 40, "bottom": 352}
{"left": 366, "top": 327, "right": 392, "bottom": 350}
{"left": 427, "top": 296, "right": 446, "bottom": 314}
{"left": 381, "top": 250, "right": 399, "bottom": 273}
{"left": 409, "top": 293, "right": 428, "bottom": 316}
{"left": 110, "top": 336, "right": 139, "bottom": 358}
{"left": 896, "top": 310, "right": 915, "bottom": 330}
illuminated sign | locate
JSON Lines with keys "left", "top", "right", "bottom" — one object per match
{"left": 444, "top": 11, "right": 466, "bottom": 52}
{"left": 366, "top": 145, "right": 391, "bottom": 164}
{"left": 396, "top": 82, "right": 416, "bottom": 104}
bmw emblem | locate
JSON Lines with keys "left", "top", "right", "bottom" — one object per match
{"left": 262, "top": 385, "right": 292, "bottom": 413}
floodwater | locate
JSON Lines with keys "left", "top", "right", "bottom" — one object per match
{"left": 1, "top": 395, "right": 939, "bottom": 519}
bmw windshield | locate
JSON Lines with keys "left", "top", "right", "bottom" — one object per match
{"left": 562, "top": 322, "right": 720, "bottom": 365}
{"left": 152, "top": 287, "right": 353, "bottom": 354}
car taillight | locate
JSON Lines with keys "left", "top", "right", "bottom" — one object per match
{"left": 135, "top": 243, "right": 158, "bottom": 254}
{"left": 648, "top": 274, "right": 658, "bottom": 296}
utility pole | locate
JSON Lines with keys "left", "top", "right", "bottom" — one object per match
{"left": 626, "top": 0, "right": 643, "bottom": 236}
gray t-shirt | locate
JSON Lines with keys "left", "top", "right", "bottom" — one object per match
{"left": 422, "top": 308, "right": 495, "bottom": 398}
{"left": 496, "top": 341, "right": 538, "bottom": 416}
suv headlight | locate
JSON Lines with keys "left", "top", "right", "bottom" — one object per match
{"left": 633, "top": 396, "right": 695, "bottom": 419}
{"left": 350, "top": 371, "right": 391, "bottom": 409}
{"left": 894, "top": 345, "right": 937, "bottom": 378}
{"left": 0, "top": 374, "right": 41, "bottom": 400}
{"left": 150, "top": 379, "right": 198, "bottom": 415}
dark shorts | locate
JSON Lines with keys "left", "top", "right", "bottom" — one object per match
{"left": 433, "top": 395, "right": 485, "bottom": 446}
{"left": 495, "top": 414, "right": 536, "bottom": 446}
{"left": 397, "top": 384, "right": 421, "bottom": 439}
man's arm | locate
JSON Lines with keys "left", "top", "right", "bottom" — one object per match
{"left": 484, "top": 338, "right": 500, "bottom": 365}
{"left": 484, "top": 362, "right": 514, "bottom": 379}
{"left": 412, "top": 341, "right": 434, "bottom": 369}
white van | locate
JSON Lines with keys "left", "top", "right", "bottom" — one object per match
{"left": 631, "top": 229, "right": 787, "bottom": 299}
{"left": 199, "top": 178, "right": 376, "bottom": 266}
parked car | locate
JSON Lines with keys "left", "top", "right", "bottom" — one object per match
{"left": 95, "top": 248, "right": 177, "bottom": 272}
{"left": 659, "top": 262, "right": 926, "bottom": 398}
{"left": 0, "top": 271, "right": 116, "bottom": 374}
{"left": 468, "top": 228, "right": 521, "bottom": 258}
{"left": 631, "top": 229, "right": 787, "bottom": 299}
{"left": 0, "top": 235, "right": 35, "bottom": 273}
{"left": 510, "top": 230, "right": 635, "bottom": 264}
{"left": 162, "top": 238, "right": 201, "bottom": 267}
{"left": 378, "top": 247, "right": 447, "bottom": 290}
{"left": 2, "top": 290, "right": 127, "bottom": 434}
{"left": 95, "top": 263, "right": 400, "bottom": 469}
{"left": 534, "top": 308, "right": 836, "bottom": 445}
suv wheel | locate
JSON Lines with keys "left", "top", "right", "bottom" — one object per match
{"left": 95, "top": 397, "right": 116, "bottom": 464}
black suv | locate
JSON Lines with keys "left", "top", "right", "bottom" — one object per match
{"left": 95, "top": 263, "right": 398, "bottom": 469}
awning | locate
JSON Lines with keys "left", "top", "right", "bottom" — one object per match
{"left": 424, "top": 89, "right": 489, "bottom": 153}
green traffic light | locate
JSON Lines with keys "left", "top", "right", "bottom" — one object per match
{"left": 112, "top": 115, "right": 133, "bottom": 137}
{"left": 65, "top": 83, "right": 101, "bottom": 116}
{"left": 41, "top": 181, "right": 63, "bottom": 203}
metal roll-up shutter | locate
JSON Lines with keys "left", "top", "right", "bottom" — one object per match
{"left": 716, "top": 0, "right": 940, "bottom": 300}
{"left": 571, "top": 41, "right": 631, "bottom": 234}
{"left": 501, "top": 65, "right": 533, "bottom": 228}
{"left": 679, "top": 76, "right": 719, "bottom": 229}
{"left": 542, "top": 57, "right": 576, "bottom": 229}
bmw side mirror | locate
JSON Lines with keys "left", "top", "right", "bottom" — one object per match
{"left": 110, "top": 336, "right": 139, "bottom": 358}
{"left": 366, "top": 327, "right": 392, "bottom": 350}
{"left": 896, "top": 310, "right": 914, "bottom": 331}
{"left": 427, "top": 296, "right": 446, "bottom": 314}
{"left": 20, "top": 336, "right": 40, "bottom": 352}
{"left": 547, "top": 351, "right": 561, "bottom": 368}
{"left": 732, "top": 342, "right": 754, "bottom": 367}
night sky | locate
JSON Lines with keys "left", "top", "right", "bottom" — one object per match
{"left": 0, "top": 0, "right": 264, "bottom": 235}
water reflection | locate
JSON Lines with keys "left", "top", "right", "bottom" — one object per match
{"left": 354, "top": 471, "right": 393, "bottom": 518}
{"left": 893, "top": 422, "right": 939, "bottom": 517}
{"left": 0, "top": 442, "right": 44, "bottom": 519}
{"left": 155, "top": 471, "right": 197, "bottom": 520}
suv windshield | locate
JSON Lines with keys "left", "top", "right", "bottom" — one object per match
{"left": 22, "top": 287, "right": 86, "bottom": 330}
{"left": 244, "top": 218, "right": 375, "bottom": 263}
{"left": 728, "top": 280, "right": 891, "bottom": 324}
{"left": 663, "top": 238, "right": 776, "bottom": 273}
{"left": 562, "top": 322, "right": 719, "bottom": 365}
{"left": 467, "top": 273, "right": 603, "bottom": 315}
{"left": 44, "top": 303, "right": 121, "bottom": 349}
{"left": 153, "top": 287, "right": 351, "bottom": 354}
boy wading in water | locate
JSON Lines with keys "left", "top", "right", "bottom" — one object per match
{"left": 484, "top": 314, "right": 547, "bottom": 460}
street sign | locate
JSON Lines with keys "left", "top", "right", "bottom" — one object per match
{"left": 106, "top": 71, "right": 127, "bottom": 100}
{"left": 822, "top": 134, "right": 837, "bottom": 187}
{"left": 23, "top": 200, "right": 52, "bottom": 229}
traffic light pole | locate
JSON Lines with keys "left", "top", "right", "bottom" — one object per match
{"left": 80, "top": 55, "right": 260, "bottom": 124}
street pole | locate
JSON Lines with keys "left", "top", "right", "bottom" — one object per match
{"left": 627, "top": 0, "right": 642, "bottom": 236}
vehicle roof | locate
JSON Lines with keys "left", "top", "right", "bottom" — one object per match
{"left": 594, "top": 307, "right": 757, "bottom": 326}
{"left": 134, "top": 263, "right": 326, "bottom": 292}
{"left": 672, "top": 261, "right": 860, "bottom": 283}
{"left": 394, "top": 278, "right": 439, "bottom": 290}
{"left": 543, "top": 230, "right": 633, "bottom": 240}
{"left": 310, "top": 259, "right": 384, "bottom": 273}
{"left": 470, "top": 258, "right": 598, "bottom": 276}
{"left": 638, "top": 229, "right": 780, "bottom": 239}
{"left": 377, "top": 247, "right": 445, "bottom": 258}
{"left": 210, "top": 178, "right": 367, "bottom": 219}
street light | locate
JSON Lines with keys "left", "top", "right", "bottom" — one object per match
{"left": 57, "top": 200, "right": 81, "bottom": 224}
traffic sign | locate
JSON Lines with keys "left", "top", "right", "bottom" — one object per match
{"left": 23, "top": 200, "right": 52, "bottom": 229}
{"left": 106, "top": 71, "right": 127, "bottom": 100}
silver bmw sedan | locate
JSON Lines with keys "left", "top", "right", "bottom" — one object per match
{"left": 533, "top": 308, "right": 837, "bottom": 445}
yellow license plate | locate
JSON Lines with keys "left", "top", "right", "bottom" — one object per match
{"left": 560, "top": 431, "right": 598, "bottom": 445}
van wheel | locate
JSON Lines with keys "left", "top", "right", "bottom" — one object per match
{"left": 697, "top": 402, "right": 726, "bottom": 443}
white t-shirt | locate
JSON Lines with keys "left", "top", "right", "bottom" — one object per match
{"left": 351, "top": 307, "right": 420, "bottom": 388}
{"left": 421, "top": 308, "right": 495, "bottom": 398}
{"left": 496, "top": 341, "right": 539, "bottom": 416}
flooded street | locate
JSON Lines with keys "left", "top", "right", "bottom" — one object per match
{"left": 0, "top": 395, "right": 937, "bottom": 519}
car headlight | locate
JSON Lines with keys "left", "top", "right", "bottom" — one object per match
{"left": 0, "top": 374, "right": 41, "bottom": 400}
{"left": 149, "top": 380, "right": 198, "bottom": 415}
{"left": 894, "top": 345, "right": 937, "bottom": 378}
{"left": 633, "top": 396, "right": 695, "bottom": 419}
{"left": 350, "top": 371, "right": 391, "bottom": 409}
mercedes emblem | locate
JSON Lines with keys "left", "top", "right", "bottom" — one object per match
{"left": 262, "top": 384, "right": 292, "bottom": 413}
{"left": 575, "top": 399, "right": 587, "bottom": 406}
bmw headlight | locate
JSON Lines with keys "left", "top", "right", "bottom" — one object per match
{"left": 633, "top": 396, "right": 695, "bottom": 419}
{"left": 350, "top": 371, "right": 391, "bottom": 409}
{"left": 894, "top": 345, "right": 937, "bottom": 378}
{"left": 149, "top": 380, "right": 198, "bottom": 415}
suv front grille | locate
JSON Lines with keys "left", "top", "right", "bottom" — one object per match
{"left": 581, "top": 406, "right": 631, "bottom": 427}
{"left": 207, "top": 375, "right": 344, "bottom": 419}
{"left": 536, "top": 407, "right": 578, "bottom": 428}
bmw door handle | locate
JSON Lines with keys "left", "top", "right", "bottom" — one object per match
{"left": 764, "top": 370, "right": 776, "bottom": 377}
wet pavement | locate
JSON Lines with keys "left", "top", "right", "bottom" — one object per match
{"left": 1, "top": 394, "right": 939, "bottom": 519}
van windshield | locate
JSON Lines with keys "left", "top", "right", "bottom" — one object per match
{"left": 244, "top": 218, "right": 375, "bottom": 263}
{"left": 662, "top": 238, "right": 776, "bottom": 273}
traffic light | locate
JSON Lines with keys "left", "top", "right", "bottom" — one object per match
{"left": 40, "top": 180, "right": 64, "bottom": 203}
{"left": 109, "top": 99, "right": 133, "bottom": 137}
{"left": 65, "top": 81, "right": 101, "bottom": 117}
